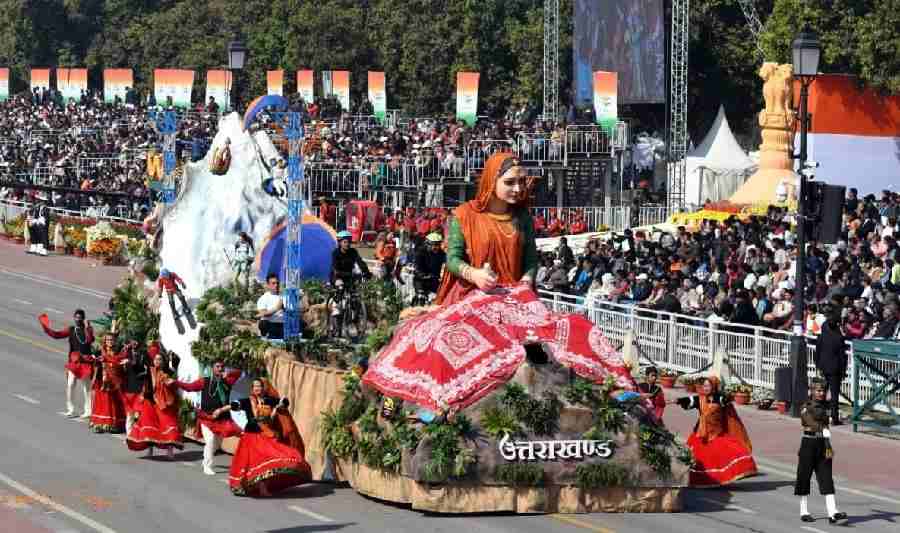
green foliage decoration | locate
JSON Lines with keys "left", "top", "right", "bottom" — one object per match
{"left": 500, "top": 383, "right": 562, "bottom": 436}
{"left": 494, "top": 464, "right": 546, "bottom": 487}
{"left": 575, "top": 463, "right": 632, "bottom": 489}
{"left": 479, "top": 406, "right": 523, "bottom": 439}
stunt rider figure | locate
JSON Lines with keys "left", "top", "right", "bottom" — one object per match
{"left": 331, "top": 231, "right": 371, "bottom": 288}
{"left": 414, "top": 232, "right": 446, "bottom": 301}
{"left": 156, "top": 269, "right": 196, "bottom": 333}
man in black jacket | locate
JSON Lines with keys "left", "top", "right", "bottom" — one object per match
{"left": 814, "top": 314, "right": 848, "bottom": 425}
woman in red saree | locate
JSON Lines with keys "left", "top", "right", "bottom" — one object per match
{"left": 435, "top": 152, "right": 539, "bottom": 305}
{"left": 126, "top": 345, "right": 182, "bottom": 457}
{"left": 675, "top": 377, "right": 758, "bottom": 487}
{"left": 90, "top": 334, "right": 132, "bottom": 434}
{"left": 228, "top": 378, "right": 311, "bottom": 497}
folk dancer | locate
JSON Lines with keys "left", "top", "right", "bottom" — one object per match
{"left": 38, "top": 310, "right": 94, "bottom": 418}
{"left": 638, "top": 366, "right": 666, "bottom": 421}
{"left": 228, "top": 378, "right": 312, "bottom": 496}
{"left": 175, "top": 360, "right": 242, "bottom": 475}
{"left": 796, "top": 380, "right": 847, "bottom": 524}
{"left": 674, "top": 376, "right": 758, "bottom": 487}
{"left": 90, "top": 334, "right": 134, "bottom": 433}
{"left": 126, "top": 344, "right": 182, "bottom": 459}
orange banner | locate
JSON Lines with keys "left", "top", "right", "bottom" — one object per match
{"left": 104, "top": 69, "right": 133, "bottom": 103}
{"left": 57, "top": 68, "right": 88, "bottom": 102}
{"left": 206, "top": 70, "right": 232, "bottom": 111}
{"left": 154, "top": 69, "right": 195, "bottom": 108}
{"left": 296, "top": 70, "right": 314, "bottom": 103}
{"left": 367, "top": 71, "right": 386, "bottom": 123}
{"left": 456, "top": 72, "right": 479, "bottom": 126}
{"left": 30, "top": 69, "right": 51, "bottom": 92}
{"left": 332, "top": 70, "right": 349, "bottom": 111}
{"left": 0, "top": 68, "right": 9, "bottom": 101}
{"left": 267, "top": 70, "right": 284, "bottom": 96}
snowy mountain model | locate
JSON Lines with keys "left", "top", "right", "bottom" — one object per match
{"left": 158, "top": 112, "right": 286, "bottom": 299}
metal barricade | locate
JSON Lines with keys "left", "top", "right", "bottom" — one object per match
{"left": 564, "top": 125, "right": 613, "bottom": 164}
{"left": 466, "top": 139, "right": 514, "bottom": 180}
{"left": 305, "top": 164, "right": 362, "bottom": 196}
{"left": 515, "top": 132, "right": 564, "bottom": 166}
{"left": 535, "top": 290, "right": 898, "bottom": 411}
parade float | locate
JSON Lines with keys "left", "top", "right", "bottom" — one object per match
{"left": 112, "top": 109, "right": 692, "bottom": 515}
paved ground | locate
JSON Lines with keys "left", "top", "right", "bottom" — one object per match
{"left": 0, "top": 239, "right": 898, "bottom": 533}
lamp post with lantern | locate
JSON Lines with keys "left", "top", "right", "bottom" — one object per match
{"left": 227, "top": 39, "right": 248, "bottom": 113}
{"left": 789, "top": 27, "right": 821, "bottom": 417}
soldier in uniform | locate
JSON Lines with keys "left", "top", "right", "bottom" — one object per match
{"left": 27, "top": 200, "right": 50, "bottom": 256}
{"left": 796, "top": 380, "right": 848, "bottom": 524}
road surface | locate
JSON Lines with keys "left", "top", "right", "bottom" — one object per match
{"left": 0, "top": 247, "right": 898, "bottom": 532}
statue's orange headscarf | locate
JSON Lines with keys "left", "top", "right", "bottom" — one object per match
{"left": 470, "top": 151, "right": 528, "bottom": 212}
{"left": 435, "top": 152, "right": 531, "bottom": 305}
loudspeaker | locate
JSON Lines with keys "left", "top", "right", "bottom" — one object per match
{"left": 774, "top": 366, "right": 793, "bottom": 403}
{"left": 817, "top": 184, "right": 846, "bottom": 244}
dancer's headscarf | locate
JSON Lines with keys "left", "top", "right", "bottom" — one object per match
{"left": 697, "top": 377, "right": 753, "bottom": 452}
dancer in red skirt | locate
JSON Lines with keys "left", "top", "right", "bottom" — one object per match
{"left": 90, "top": 334, "right": 134, "bottom": 433}
{"left": 38, "top": 310, "right": 94, "bottom": 418}
{"left": 127, "top": 346, "right": 183, "bottom": 458}
{"left": 176, "top": 360, "right": 242, "bottom": 475}
{"left": 675, "top": 376, "right": 758, "bottom": 487}
{"left": 228, "top": 378, "right": 311, "bottom": 496}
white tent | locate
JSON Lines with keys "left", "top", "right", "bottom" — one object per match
{"left": 680, "top": 106, "right": 756, "bottom": 205}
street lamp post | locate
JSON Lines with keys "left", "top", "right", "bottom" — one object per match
{"left": 227, "top": 39, "right": 248, "bottom": 113}
{"left": 789, "top": 27, "right": 821, "bottom": 417}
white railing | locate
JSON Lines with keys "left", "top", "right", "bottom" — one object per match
{"left": 636, "top": 205, "right": 677, "bottom": 227}
{"left": 305, "top": 165, "right": 362, "bottom": 196}
{"left": 515, "top": 132, "right": 565, "bottom": 166}
{"left": 564, "top": 125, "right": 614, "bottom": 163}
{"left": 0, "top": 198, "right": 141, "bottom": 225}
{"left": 530, "top": 206, "right": 632, "bottom": 233}
{"left": 466, "top": 139, "right": 514, "bottom": 179}
{"left": 537, "top": 290, "right": 899, "bottom": 413}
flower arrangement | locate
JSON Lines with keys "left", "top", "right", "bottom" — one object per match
{"left": 64, "top": 226, "right": 87, "bottom": 249}
{"left": 5, "top": 214, "right": 25, "bottom": 238}
{"left": 86, "top": 221, "right": 126, "bottom": 258}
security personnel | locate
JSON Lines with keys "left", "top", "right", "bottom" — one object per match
{"left": 795, "top": 380, "right": 847, "bottom": 524}
{"left": 414, "top": 233, "right": 446, "bottom": 297}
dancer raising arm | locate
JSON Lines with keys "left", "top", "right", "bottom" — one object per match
{"left": 38, "top": 310, "right": 94, "bottom": 418}
{"left": 175, "top": 360, "right": 242, "bottom": 475}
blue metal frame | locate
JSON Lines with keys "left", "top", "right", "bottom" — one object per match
{"left": 271, "top": 112, "right": 305, "bottom": 341}
{"left": 149, "top": 110, "right": 179, "bottom": 204}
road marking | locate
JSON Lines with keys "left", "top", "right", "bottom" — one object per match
{"left": 548, "top": 514, "right": 616, "bottom": 533}
{"left": 45, "top": 308, "right": 64, "bottom": 315}
{"left": 802, "top": 526, "right": 830, "bottom": 533}
{"left": 0, "top": 268, "right": 111, "bottom": 299}
{"left": 178, "top": 462, "right": 196, "bottom": 468}
{"left": 756, "top": 463, "right": 900, "bottom": 506}
{"left": 0, "top": 471, "right": 118, "bottom": 533}
{"left": 13, "top": 299, "right": 32, "bottom": 306}
{"left": 694, "top": 496, "right": 757, "bottom": 514}
{"left": 0, "top": 328, "right": 67, "bottom": 355}
{"left": 287, "top": 505, "right": 335, "bottom": 523}
{"left": 11, "top": 394, "right": 40, "bottom": 405}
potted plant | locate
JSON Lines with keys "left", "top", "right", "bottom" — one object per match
{"left": 679, "top": 375, "right": 697, "bottom": 393}
{"left": 659, "top": 369, "right": 678, "bottom": 389}
{"left": 728, "top": 383, "right": 753, "bottom": 405}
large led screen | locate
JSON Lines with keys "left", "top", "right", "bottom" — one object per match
{"left": 573, "top": 0, "right": 666, "bottom": 105}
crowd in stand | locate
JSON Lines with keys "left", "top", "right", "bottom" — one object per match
{"left": 0, "top": 89, "right": 218, "bottom": 220}
{"left": 538, "top": 189, "right": 900, "bottom": 339}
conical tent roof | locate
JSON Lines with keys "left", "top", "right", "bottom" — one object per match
{"left": 689, "top": 105, "right": 754, "bottom": 169}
